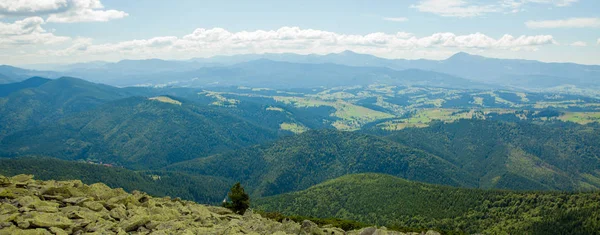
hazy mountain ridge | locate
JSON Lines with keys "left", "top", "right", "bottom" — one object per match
{"left": 6, "top": 51, "right": 600, "bottom": 94}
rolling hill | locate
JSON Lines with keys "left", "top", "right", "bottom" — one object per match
{"left": 0, "top": 65, "right": 60, "bottom": 82}
{"left": 0, "top": 77, "right": 131, "bottom": 137}
{"left": 0, "top": 77, "right": 51, "bottom": 97}
{"left": 255, "top": 173, "right": 600, "bottom": 234}
{"left": 0, "top": 96, "right": 278, "bottom": 169}
{"left": 386, "top": 120, "right": 600, "bottom": 191}
{"left": 166, "top": 130, "right": 478, "bottom": 197}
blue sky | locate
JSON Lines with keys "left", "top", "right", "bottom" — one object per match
{"left": 1, "top": 0, "right": 599, "bottom": 65}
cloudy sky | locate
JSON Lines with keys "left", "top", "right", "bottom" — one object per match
{"left": 1, "top": 0, "right": 599, "bottom": 65}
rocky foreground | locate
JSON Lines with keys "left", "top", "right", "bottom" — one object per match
{"left": 0, "top": 174, "right": 440, "bottom": 235}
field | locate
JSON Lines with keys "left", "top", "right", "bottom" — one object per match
{"left": 199, "top": 85, "right": 600, "bottom": 131}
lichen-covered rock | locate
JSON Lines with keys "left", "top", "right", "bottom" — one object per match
{"left": 0, "top": 174, "right": 439, "bottom": 235}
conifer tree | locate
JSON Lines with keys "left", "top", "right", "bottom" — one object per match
{"left": 222, "top": 182, "right": 250, "bottom": 215}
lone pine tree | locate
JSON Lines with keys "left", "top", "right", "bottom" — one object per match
{"left": 223, "top": 182, "right": 250, "bottom": 215}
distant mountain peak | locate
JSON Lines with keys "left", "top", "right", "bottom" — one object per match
{"left": 447, "top": 52, "right": 485, "bottom": 61}
{"left": 338, "top": 50, "right": 360, "bottom": 55}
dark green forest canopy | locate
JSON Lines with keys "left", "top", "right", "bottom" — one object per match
{"left": 385, "top": 120, "right": 600, "bottom": 191}
{"left": 0, "top": 97, "right": 278, "bottom": 169}
{"left": 166, "top": 120, "right": 600, "bottom": 197}
{"left": 255, "top": 173, "right": 600, "bottom": 234}
{"left": 165, "top": 129, "right": 478, "bottom": 197}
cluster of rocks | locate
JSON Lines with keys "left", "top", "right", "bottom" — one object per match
{"left": 0, "top": 174, "right": 439, "bottom": 235}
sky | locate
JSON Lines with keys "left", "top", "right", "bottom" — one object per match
{"left": 0, "top": 0, "right": 599, "bottom": 65}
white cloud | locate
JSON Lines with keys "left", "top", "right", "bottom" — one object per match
{"left": 411, "top": 0, "right": 498, "bottom": 17}
{"left": 503, "top": 0, "right": 578, "bottom": 9}
{"left": 0, "top": 17, "right": 70, "bottom": 47}
{"left": 570, "top": 41, "right": 587, "bottom": 47}
{"left": 382, "top": 17, "right": 408, "bottom": 22}
{"left": 526, "top": 18, "right": 600, "bottom": 29}
{"left": 41, "top": 27, "right": 556, "bottom": 60}
{"left": 597, "top": 38, "right": 600, "bottom": 45}
{"left": 0, "top": 0, "right": 127, "bottom": 23}
{"left": 413, "top": 0, "right": 579, "bottom": 17}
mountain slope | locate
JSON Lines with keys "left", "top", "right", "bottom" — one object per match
{"left": 166, "top": 130, "right": 478, "bottom": 197}
{"left": 0, "top": 97, "right": 278, "bottom": 169}
{"left": 0, "top": 65, "right": 61, "bottom": 82}
{"left": 386, "top": 120, "right": 600, "bottom": 191}
{"left": 0, "top": 77, "right": 130, "bottom": 137}
{"left": 0, "top": 77, "right": 51, "bottom": 97}
{"left": 255, "top": 173, "right": 600, "bottom": 234}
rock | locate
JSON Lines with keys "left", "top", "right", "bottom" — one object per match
{"left": 0, "top": 176, "right": 11, "bottom": 187}
{"left": 0, "top": 189, "right": 15, "bottom": 199}
{"left": 49, "top": 227, "right": 68, "bottom": 235}
{"left": 0, "top": 226, "right": 53, "bottom": 235}
{"left": 360, "top": 227, "right": 377, "bottom": 235}
{"left": 0, "top": 213, "right": 18, "bottom": 223}
{"left": 62, "top": 197, "right": 89, "bottom": 205}
{"left": 119, "top": 215, "right": 150, "bottom": 232}
{"left": 11, "top": 175, "right": 34, "bottom": 183}
{"left": 82, "top": 201, "right": 104, "bottom": 212}
{"left": 425, "top": 230, "right": 441, "bottom": 235}
{"left": 0, "top": 204, "right": 18, "bottom": 215}
{"left": 25, "top": 212, "right": 73, "bottom": 228}
{"left": 109, "top": 206, "right": 127, "bottom": 220}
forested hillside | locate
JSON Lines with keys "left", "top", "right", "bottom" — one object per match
{"left": 256, "top": 173, "right": 600, "bottom": 234}
{"left": 386, "top": 120, "right": 600, "bottom": 191}
{"left": 166, "top": 130, "right": 478, "bottom": 197}
{"left": 0, "top": 77, "right": 130, "bottom": 137}
{"left": 0, "top": 97, "right": 278, "bottom": 169}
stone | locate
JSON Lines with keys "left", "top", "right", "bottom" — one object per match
{"left": 82, "top": 201, "right": 104, "bottom": 212}
{"left": 49, "top": 227, "right": 68, "bottom": 235}
{"left": 11, "top": 175, "right": 34, "bottom": 183}
{"left": 0, "top": 204, "right": 18, "bottom": 215}
{"left": 109, "top": 207, "right": 127, "bottom": 220}
{"left": 119, "top": 215, "right": 150, "bottom": 232}
{"left": 26, "top": 212, "right": 73, "bottom": 228}
{"left": 359, "top": 227, "right": 377, "bottom": 235}
{"left": 0, "top": 176, "right": 11, "bottom": 187}
{"left": 425, "top": 230, "right": 441, "bottom": 235}
{"left": 62, "top": 197, "right": 89, "bottom": 205}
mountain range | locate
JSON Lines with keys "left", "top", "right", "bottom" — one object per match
{"left": 8, "top": 51, "right": 600, "bottom": 94}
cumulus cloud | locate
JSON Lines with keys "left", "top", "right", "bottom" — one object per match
{"left": 0, "top": 17, "right": 70, "bottom": 47}
{"left": 597, "top": 38, "right": 600, "bottom": 45}
{"left": 42, "top": 27, "right": 556, "bottom": 59}
{"left": 413, "top": 0, "right": 579, "bottom": 17}
{"left": 503, "top": 0, "right": 578, "bottom": 9}
{"left": 526, "top": 18, "right": 600, "bottom": 29}
{"left": 0, "top": 0, "right": 127, "bottom": 23}
{"left": 411, "top": 0, "right": 498, "bottom": 17}
{"left": 382, "top": 17, "right": 408, "bottom": 22}
{"left": 570, "top": 41, "right": 587, "bottom": 47}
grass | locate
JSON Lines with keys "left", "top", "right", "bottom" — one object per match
{"left": 559, "top": 112, "right": 600, "bottom": 124}
{"left": 280, "top": 122, "right": 309, "bottom": 134}
{"left": 274, "top": 96, "right": 393, "bottom": 131}
{"left": 266, "top": 107, "right": 285, "bottom": 112}
{"left": 148, "top": 96, "right": 182, "bottom": 105}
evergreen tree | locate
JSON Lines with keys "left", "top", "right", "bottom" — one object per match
{"left": 223, "top": 182, "right": 250, "bottom": 215}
